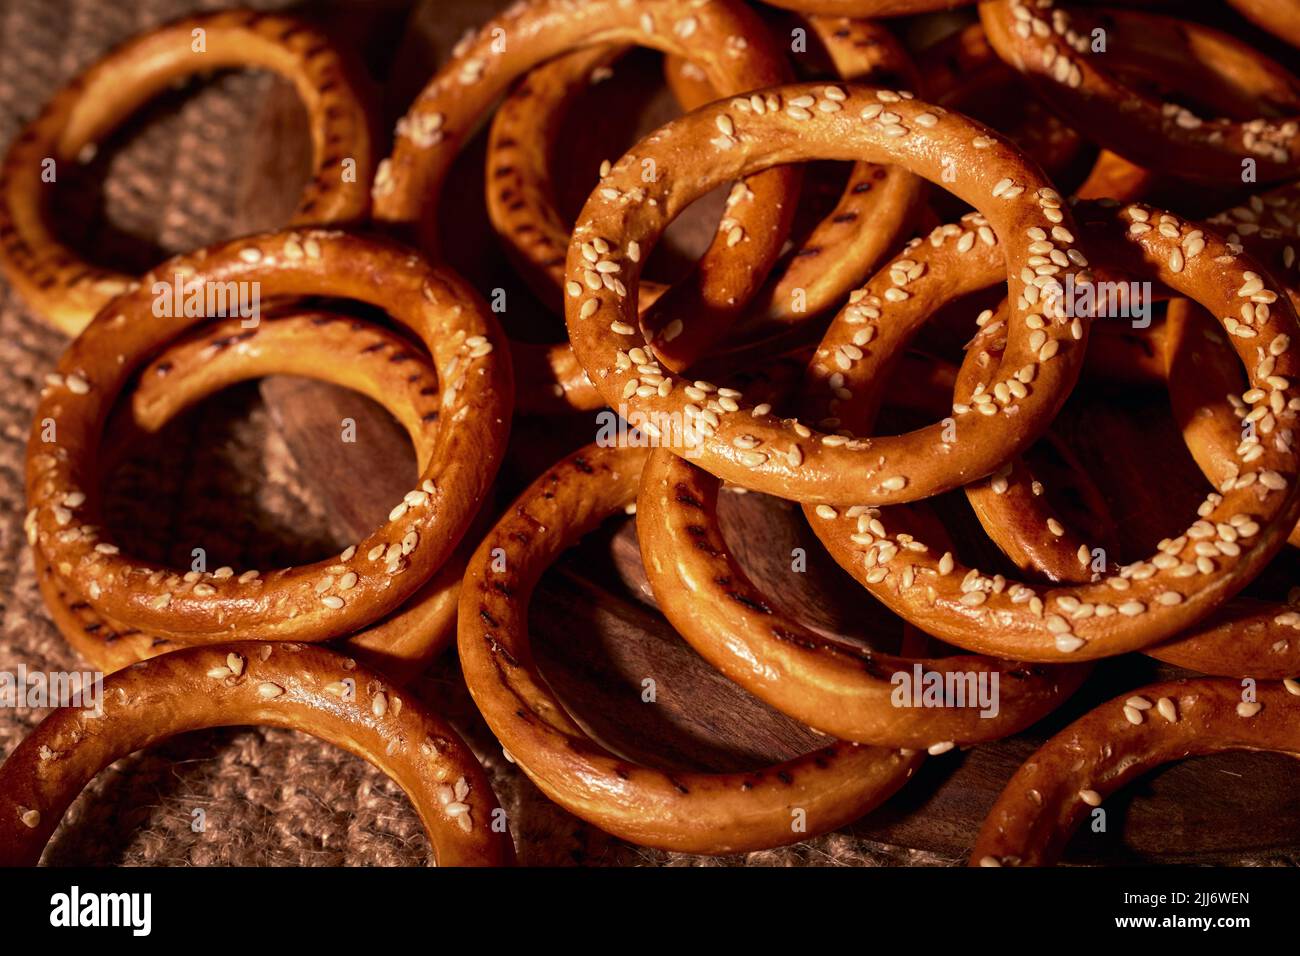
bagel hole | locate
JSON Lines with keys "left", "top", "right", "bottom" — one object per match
{"left": 1058, "top": 750, "right": 1300, "bottom": 864}
{"left": 51, "top": 69, "right": 311, "bottom": 277}
{"left": 100, "top": 371, "right": 416, "bottom": 574}
{"left": 528, "top": 483, "right": 925, "bottom": 776}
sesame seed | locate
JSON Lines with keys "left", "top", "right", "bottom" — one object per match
{"left": 1079, "top": 789, "right": 1102, "bottom": 807}
{"left": 1236, "top": 701, "right": 1262, "bottom": 717}
{"left": 20, "top": 809, "right": 40, "bottom": 829}
{"left": 1055, "top": 634, "right": 1084, "bottom": 652}
{"left": 322, "top": 595, "right": 345, "bottom": 609}
{"left": 1123, "top": 705, "right": 1144, "bottom": 725}
{"left": 258, "top": 682, "right": 285, "bottom": 699}
{"left": 927, "top": 741, "right": 955, "bottom": 755}
{"left": 1156, "top": 697, "right": 1178, "bottom": 722}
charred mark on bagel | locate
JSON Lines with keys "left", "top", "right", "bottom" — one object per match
{"left": 673, "top": 484, "right": 703, "bottom": 509}
{"left": 685, "top": 526, "right": 720, "bottom": 556}
{"left": 770, "top": 625, "right": 822, "bottom": 651}
{"left": 208, "top": 330, "right": 256, "bottom": 352}
{"left": 486, "top": 634, "right": 519, "bottom": 668}
{"left": 724, "top": 587, "right": 771, "bottom": 615}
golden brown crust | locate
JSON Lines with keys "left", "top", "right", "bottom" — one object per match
{"left": 457, "top": 442, "right": 922, "bottom": 854}
{"left": 33, "top": 313, "right": 471, "bottom": 684}
{"left": 969, "top": 679, "right": 1300, "bottom": 866}
{"left": 375, "top": 0, "right": 801, "bottom": 376}
{"left": 805, "top": 200, "right": 1300, "bottom": 662}
{"left": 25, "top": 229, "right": 512, "bottom": 643}
{"left": 0, "top": 642, "right": 512, "bottom": 866}
{"left": 564, "top": 82, "right": 1089, "bottom": 505}
{"left": 981, "top": 1, "right": 1300, "bottom": 184}
{"left": 0, "top": 10, "right": 374, "bottom": 336}
{"left": 636, "top": 448, "right": 1089, "bottom": 748}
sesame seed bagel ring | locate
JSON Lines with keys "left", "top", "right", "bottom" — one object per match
{"left": 806, "top": 200, "right": 1300, "bottom": 662}
{"left": 1167, "top": 186, "right": 1300, "bottom": 539}
{"left": 980, "top": 1, "right": 1300, "bottom": 185}
{"left": 564, "top": 81, "right": 1089, "bottom": 506}
{"left": 31, "top": 312, "right": 475, "bottom": 683}
{"left": 375, "top": 0, "right": 803, "bottom": 375}
{"left": 970, "top": 679, "right": 1300, "bottom": 866}
{"left": 0, "top": 642, "right": 512, "bottom": 866}
{"left": 636, "top": 447, "right": 1090, "bottom": 748}
{"left": 0, "top": 10, "right": 374, "bottom": 337}
{"left": 25, "top": 229, "right": 512, "bottom": 644}
{"left": 457, "top": 442, "right": 923, "bottom": 854}
{"left": 912, "top": 297, "right": 1300, "bottom": 679}
{"left": 791, "top": 219, "right": 1113, "bottom": 592}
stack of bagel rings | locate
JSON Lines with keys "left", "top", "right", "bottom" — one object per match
{"left": 2, "top": 0, "right": 1300, "bottom": 867}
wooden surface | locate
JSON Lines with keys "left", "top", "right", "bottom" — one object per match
{"left": 231, "top": 0, "right": 1300, "bottom": 865}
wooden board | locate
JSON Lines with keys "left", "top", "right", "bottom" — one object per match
{"left": 234, "top": 0, "right": 1300, "bottom": 865}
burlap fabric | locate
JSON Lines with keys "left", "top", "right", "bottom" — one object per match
{"left": 0, "top": 0, "right": 945, "bottom": 866}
